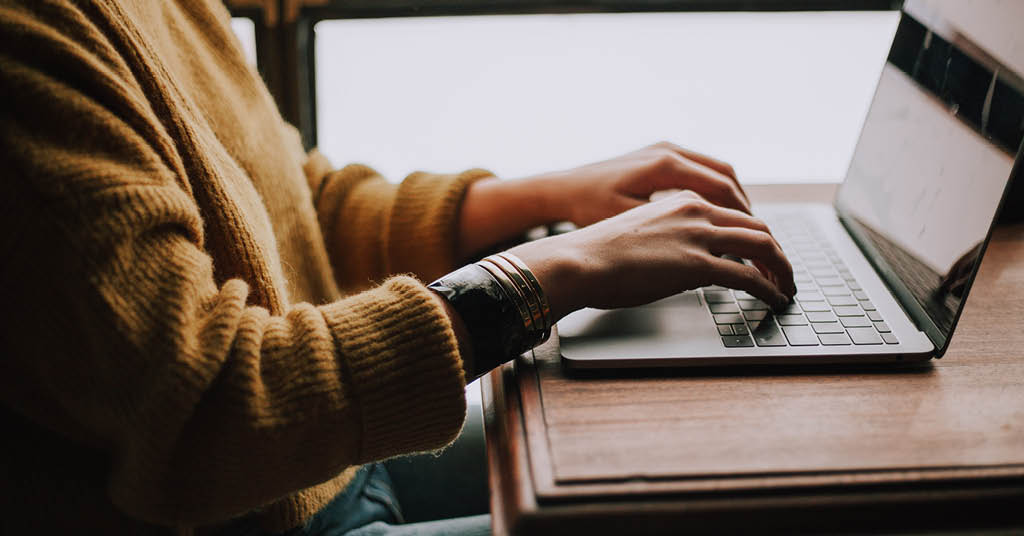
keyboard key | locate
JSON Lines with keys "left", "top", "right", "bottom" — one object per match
{"left": 822, "top": 287, "right": 850, "bottom": 296}
{"left": 847, "top": 281, "right": 863, "bottom": 291}
{"left": 779, "top": 303, "right": 803, "bottom": 315}
{"left": 796, "top": 281, "right": 816, "bottom": 291}
{"left": 866, "top": 310, "right": 883, "bottom": 322}
{"left": 743, "top": 310, "right": 769, "bottom": 321}
{"left": 853, "top": 290, "right": 870, "bottom": 301}
{"left": 782, "top": 325, "right": 820, "bottom": 346}
{"left": 777, "top": 314, "right": 808, "bottom": 326}
{"left": 731, "top": 323, "right": 749, "bottom": 335}
{"left": 848, "top": 327, "right": 883, "bottom": 345}
{"left": 812, "top": 322, "right": 845, "bottom": 334}
{"left": 799, "top": 301, "right": 831, "bottom": 312}
{"left": 840, "top": 316, "right": 871, "bottom": 328}
{"left": 806, "top": 311, "right": 838, "bottom": 322}
{"left": 881, "top": 333, "right": 899, "bottom": 344}
{"left": 709, "top": 303, "right": 740, "bottom": 314}
{"left": 873, "top": 321, "right": 891, "bottom": 333}
{"left": 795, "top": 291, "right": 823, "bottom": 302}
{"left": 714, "top": 313, "right": 744, "bottom": 324}
{"left": 810, "top": 267, "right": 836, "bottom": 277}
{"left": 833, "top": 305, "right": 863, "bottom": 316}
{"left": 818, "top": 333, "right": 853, "bottom": 345}
{"left": 738, "top": 299, "right": 769, "bottom": 311}
{"left": 734, "top": 291, "right": 757, "bottom": 300}
{"left": 752, "top": 320, "right": 787, "bottom": 347}
{"left": 827, "top": 295, "right": 858, "bottom": 306}
{"left": 717, "top": 325, "right": 733, "bottom": 336}
{"left": 794, "top": 274, "right": 814, "bottom": 284}
{"left": 704, "top": 290, "right": 734, "bottom": 303}
{"left": 817, "top": 277, "right": 845, "bottom": 287}
{"left": 860, "top": 300, "right": 877, "bottom": 311}
{"left": 722, "top": 335, "right": 755, "bottom": 348}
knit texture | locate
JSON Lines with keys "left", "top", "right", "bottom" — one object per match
{"left": 0, "top": 0, "right": 491, "bottom": 532}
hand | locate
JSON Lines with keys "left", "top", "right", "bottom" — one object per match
{"left": 456, "top": 142, "right": 749, "bottom": 260}
{"left": 538, "top": 141, "right": 751, "bottom": 227}
{"left": 507, "top": 190, "right": 795, "bottom": 321}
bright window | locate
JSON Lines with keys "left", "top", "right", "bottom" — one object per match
{"left": 315, "top": 12, "right": 899, "bottom": 184}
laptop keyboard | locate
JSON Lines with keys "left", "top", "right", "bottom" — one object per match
{"left": 703, "top": 213, "right": 899, "bottom": 348}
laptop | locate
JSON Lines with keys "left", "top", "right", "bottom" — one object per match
{"left": 558, "top": 3, "right": 1024, "bottom": 369}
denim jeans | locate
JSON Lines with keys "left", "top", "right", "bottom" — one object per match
{"left": 220, "top": 403, "right": 491, "bottom": 536}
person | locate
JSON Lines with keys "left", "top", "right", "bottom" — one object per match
{"left": 0, "top": 0, "right": 795, "bottom": 534}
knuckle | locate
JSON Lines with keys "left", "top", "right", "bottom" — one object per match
{"left": 752, "top": 232, "right": 774, "bottom": 250}
{"left": 690, "top": 252, "right": 713, "bottom": 274}
{"left": 692, "top": 222, "right": 717, "bottom": 242}
{"left": 678, "top": 198, "right": 710, "bottom": 217}
{"left": 651, "top": 152, "right": 678, "bottom": 173}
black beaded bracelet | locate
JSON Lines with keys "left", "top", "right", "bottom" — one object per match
{"left": 428, "top": 264, "right": 532, "bottom": 378}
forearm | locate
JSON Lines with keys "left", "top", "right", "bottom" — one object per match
{"left": 457, "top": 175, "right": 568, "bottom": 260}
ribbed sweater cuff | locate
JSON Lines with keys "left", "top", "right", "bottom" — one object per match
{"left": 388, "top": 169, "right": 494, "bottom": 278}
{"left": 320, "top": 275, "right": 468, "bottom": 462}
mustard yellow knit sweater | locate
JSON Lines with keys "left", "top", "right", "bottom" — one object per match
{"left": 0, "top": 0, "right": 490, "bottom": 532}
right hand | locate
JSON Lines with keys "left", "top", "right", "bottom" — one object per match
{"left": 508, "top": 190, "right": 796, "bottom": 321}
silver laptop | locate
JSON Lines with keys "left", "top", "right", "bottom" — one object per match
{"left": 559, "top": 5, "right": 1024, "bottom": 369}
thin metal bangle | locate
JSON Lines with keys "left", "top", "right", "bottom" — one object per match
{"left": 476, "top": 260, "right": 534, "bottom": 332}
{"left": 497, "top": 252, "right": 552, "bottom": 335}
{"left": 483, "top": 255, "right": 543, "bottom": 333}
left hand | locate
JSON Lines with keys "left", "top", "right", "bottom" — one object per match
{"left": 537, "top": 141, "right": 751, "bottom": 227}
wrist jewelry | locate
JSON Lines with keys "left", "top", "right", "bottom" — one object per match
{"left": 427, "top": 254, "right": 552, "bottom": 377}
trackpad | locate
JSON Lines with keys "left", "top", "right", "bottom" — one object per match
{"left": 558, "top": 291, "right": 719, "bottom": 360}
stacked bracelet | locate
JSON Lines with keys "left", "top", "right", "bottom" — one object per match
{"left": 480, "top": 254, "right": 552, "bottom": 346}
{"left": 427, "top": 253, "right": 552, "bottom": 377}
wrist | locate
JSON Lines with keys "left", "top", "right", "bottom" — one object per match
{"left": 507, "top": 235, "right": 584, "bottom": 322}
{"left": 516, "top": 171, "right": 575, "bottom": 224}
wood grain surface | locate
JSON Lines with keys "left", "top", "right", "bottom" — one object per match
{"left": 484, "top": 184, "right": 1024, "bottom": 535}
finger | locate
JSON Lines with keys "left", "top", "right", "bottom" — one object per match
{"left": 653, "top": 141, "right": 749, "bottom": 202}
{"left": 702, "top": 206, "right": 789, "bottom": 292}
{"left": 682, "top": 159, "right": 752, "bottom": 214}
{"left": 703, "top": 255, "right": 789, "bottom": 308}
{"left": 650, "top": 155, "right": 751, "bottom": 214}
{"left": 649, "top": 188, "right": 682, "bottom": 202}
{"left": 704, "top": 204, "right": 772, "bottom": 236}
{"left": 706, "top": 227, "right": 796, "bottom": 297}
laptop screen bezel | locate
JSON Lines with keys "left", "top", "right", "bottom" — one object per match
{"left": 832, "top": 10, "right": 1024, "bottom": 357}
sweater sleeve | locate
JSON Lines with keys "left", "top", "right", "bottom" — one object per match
{"left": 304, "top": 150, "right": 493, "bottom": 291}
{"left": 0, "top": 4, "right": 466, "bottom": 526}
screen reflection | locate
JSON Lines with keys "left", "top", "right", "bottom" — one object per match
{"left": 836, "top": 14, "right": 1019, "bottom": 339}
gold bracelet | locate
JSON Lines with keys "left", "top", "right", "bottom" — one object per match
{"left": 497, "top": 253, "right": 552, "bottom": 336}
{"left": 476, "top": 260, "right": 534, "bottom": 332}
{"left": 483, "top": 255, "right": 543, "bottom": 334}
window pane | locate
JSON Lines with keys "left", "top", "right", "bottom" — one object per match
{"left": 230, "top": 17, "right": 258, "bottom": 68}
{"left": 315, "top": 12, "right": 898, "bottom": 183}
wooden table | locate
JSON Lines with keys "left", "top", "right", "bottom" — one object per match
{"left": 482, "top": 184, "right": 1024, "bottom": 535}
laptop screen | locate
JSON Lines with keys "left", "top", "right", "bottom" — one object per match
{"left": 834, "top": 11, "right": 1023, "bottom": 354}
